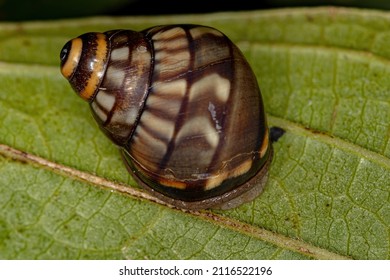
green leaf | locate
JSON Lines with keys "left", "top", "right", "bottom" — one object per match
{"left": 0, "top": 7, "right": 389, "bottom": 260}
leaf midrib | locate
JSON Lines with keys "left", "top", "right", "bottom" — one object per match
{"left": 0, "top": 142, "right": 352, "bottom": 259}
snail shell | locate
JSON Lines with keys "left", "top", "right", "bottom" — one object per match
{"left": 60, "top": 25, "right": 272, "bottom": 210}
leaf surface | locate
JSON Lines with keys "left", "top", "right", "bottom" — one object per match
{"left": 0, "top": 7, "right": 389, "bottom": 259}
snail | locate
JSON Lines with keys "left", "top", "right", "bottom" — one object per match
{"left": 60, "top": 24, "right": 272, "bottom": 210}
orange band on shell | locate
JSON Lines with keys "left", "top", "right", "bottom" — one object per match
{"left": 79, "top": 33, "right": 109, "bottom": 101}
{"left": 60, "top": 38, "right": 82, "bottom": 79}
{"left": 259, "top": 128, "right": 269, "bottom": 158}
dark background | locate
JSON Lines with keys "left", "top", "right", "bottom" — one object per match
{"left": 0, "top": 0, "right": 389, "bottom": 21}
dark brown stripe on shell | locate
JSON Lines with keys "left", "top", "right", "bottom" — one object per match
{"left": 94, "top": 30, "right": 154, "bottom": 146}
{"left": 103, "top": 32, "right": 132, "bottom": 127}
{"left": 205, "top": 34, "right": 235, "bottom": 176}
{"left": 158, "top": 26, "right": 194, "bottom": 171}
{"left": 69, "top": 33, "right": 100, "bottom": 99}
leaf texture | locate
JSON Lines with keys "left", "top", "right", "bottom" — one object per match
{"left": 0, "top": 7, "right": 389, "bottom": 259}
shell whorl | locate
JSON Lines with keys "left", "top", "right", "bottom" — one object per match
{"left": 125, "top": 25, "right": 269, "bottom": 200}
{"left": 60, "top": 32, "right": 109, "bottom": 101}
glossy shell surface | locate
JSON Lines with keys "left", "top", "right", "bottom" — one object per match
{"left": 60, "top": 25, "right": 272, "bottom": 209}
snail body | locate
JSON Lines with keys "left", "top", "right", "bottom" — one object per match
{"left": 60, "top": 25, "right": 272, "bottom": 210}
